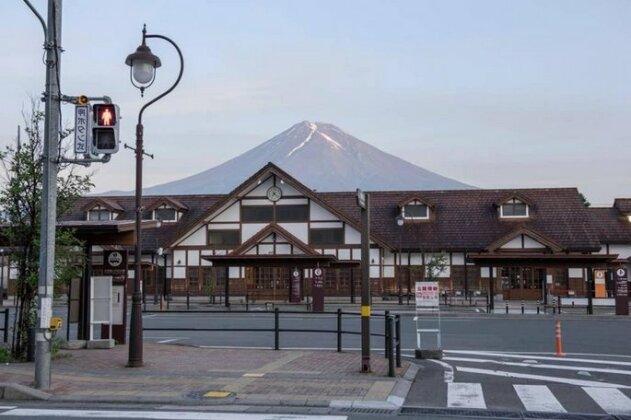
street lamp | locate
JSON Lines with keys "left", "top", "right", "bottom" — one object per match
{"left": 396, "top": 214, "right": 404, "bottom": 305}
{"left": 125, "top": 24, "right": 184, "bottom": 367}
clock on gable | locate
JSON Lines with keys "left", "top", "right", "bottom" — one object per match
{"left": 266, "top": 186, "right": 282, "bottom": 202}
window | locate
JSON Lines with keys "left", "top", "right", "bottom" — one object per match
{"left": 501, "top": 199, "right": 529, "bottom": 218}
{"left": 142, "top": 210, "right": 153, "bottom": 220}
{"left": 88, "top": 208, "right": 111, "bottom": 221}
{"left": 276, "top": 205, "right": 309, "bottom": 222}
{"left": 403, "top": 204, "right": 428, "bottom": 219}
{"left": 208, "top": 230, "right": 240, "bottom": 247}
{"left": 310, "top": 228, "right": 344, "bottom": 245}
{"left": 242, "top": 205, "right": 274, "bottom": 223}
{"left": 155, "top": 207, "right": 177, "bottom": 222}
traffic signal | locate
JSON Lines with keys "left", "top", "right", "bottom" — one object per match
{"left": 92, "top": 104, "right": 120, "bottom": 155}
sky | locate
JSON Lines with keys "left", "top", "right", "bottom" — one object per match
{"left": 1, "top": 0, "right": 629, "bottom": 206}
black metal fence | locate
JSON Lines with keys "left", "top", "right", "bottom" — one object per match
{"left": 142, "top": 308, "right": 402, "bottom": 377}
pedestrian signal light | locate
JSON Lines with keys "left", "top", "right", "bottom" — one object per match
{"left": 92, "top": 104, "right": 120, "bottom": 155}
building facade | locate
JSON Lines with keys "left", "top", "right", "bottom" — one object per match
{"left": 52, "top": 163, "right": 631, "bottom": 304}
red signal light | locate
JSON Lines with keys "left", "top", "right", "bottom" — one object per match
{"left": 94, "top": 104, "right": 116, "bottom": 127}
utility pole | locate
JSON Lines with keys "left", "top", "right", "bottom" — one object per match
{"left": 357, "top": 189, "right": 371, "bottom": 372}
{"left": 35, "top": 0, "right": 62, "bottom": 390}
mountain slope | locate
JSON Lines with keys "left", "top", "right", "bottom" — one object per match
{"left": 139, "top": 121, "right": 473, "bottom": 195}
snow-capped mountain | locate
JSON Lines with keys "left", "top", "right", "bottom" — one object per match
{"left": 139, "top": 121, "right": 473, "bottom": 195}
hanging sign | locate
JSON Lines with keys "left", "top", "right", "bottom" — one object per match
{"left": 415, "top": 281, "right": 439, "bottom": 308}
{"left": 74, "top": 105, "right": 90, "bottom": 154}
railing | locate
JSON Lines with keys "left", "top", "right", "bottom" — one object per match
{"left": 142, "top": 307, "right": 402, "bottom": 377}
{"left": 0, "top": 308, "right": 9, "bottom": 343}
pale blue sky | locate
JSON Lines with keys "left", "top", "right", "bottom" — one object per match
{"left": 1, "top": 0, "right": 629, "bottom": 205}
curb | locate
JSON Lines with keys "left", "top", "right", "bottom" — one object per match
{"left": 0, "top": 383, "right": 51, "bottom": 401}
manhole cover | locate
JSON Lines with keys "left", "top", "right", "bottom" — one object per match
{"left": 186, "top": 390, "right": 235, "bottom": 400}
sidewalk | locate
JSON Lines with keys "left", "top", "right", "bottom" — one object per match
{"left": 0, "top": 343, "right": 412, "bottom": 410}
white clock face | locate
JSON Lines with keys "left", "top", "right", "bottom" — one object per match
{"left": 267, "top": 186, "right": 282, "bottom": 202}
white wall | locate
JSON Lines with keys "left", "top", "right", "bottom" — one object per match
{"left": 179, "top": 227, "right": 206, "bottom": 246}
{"left": 212, "top": 202, "right": 240, "bottom": 222}
{"left": 310, "top": 202, "right": 337, "bottom": 220}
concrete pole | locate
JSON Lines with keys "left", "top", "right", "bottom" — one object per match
{"left": 360, "top": 193, "right": 371, "bottom": 372}
{"left": 35, "top": 0, "right": 62, "bottom": 390}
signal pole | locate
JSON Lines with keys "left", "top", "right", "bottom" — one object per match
{"left": 35, "top": 0, "right": 62, "bottom": 390}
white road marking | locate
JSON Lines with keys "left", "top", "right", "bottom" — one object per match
{"left": 446, "top": 350, "right": 631, "bottom": 367}
{"left": 514, "top": 385, "right": 566, "bottom": 413}
{"left": 457, "top": 366, "right": 631, "bottom": 388}
{"left": 0, "top": 407, "right": 16, "bottom": 410}
{"left": 428, "top": 359, "right": 454, "bottom": 383}
{"left": 447, "top": 383, "right": 486, "bottom": 409}
{"left": 583, "top": 387, "right": 631, "bottom": 415}
{"left": 0, "top": 408, "right": 348, "bottom": 419}
{"left": 444, "top": 356, "right": 631, "bottom": 375}
{"left": 156, "top": 338, "right": 183, "bottom": 344}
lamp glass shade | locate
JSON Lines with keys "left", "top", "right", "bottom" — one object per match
{"left": 132, "top": 60, "right": 155, "bottom": 85}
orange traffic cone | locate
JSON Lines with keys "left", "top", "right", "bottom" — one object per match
{"left": 555, "top": 320, "right": 566, "bottom": 357}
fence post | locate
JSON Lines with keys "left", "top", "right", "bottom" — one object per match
{"left": 336, "top": 308, "right": 342, "bottom": 353}
{"left": 521, "top": 300, "right": 524, "bottom": 314}
{"left": 274, "top": 307, "right": 280, "bottom": 350}
{"left": 186, "top": 291, "right": 190, "bottom": 310}
{"left": 387, "top": 316, "right": 395, "bottom": 377}
{"left": 3, "top": 308, "right": 8, "bottom": 343}
{"left": 246, "top": 292, "right": 249, "bottom": 311}
{"left": 558, "top": 296, "right": 562, "bottom": 315}
{"left": 395, "top": 314, "right": 401, "bottom": 368}
{"left": 384, "top": 310, "right": 390, "bottom": 358}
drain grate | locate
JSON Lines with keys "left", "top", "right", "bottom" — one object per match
{"left": 340, "top": 407, "right": 398, "bottom": 416}
{"left": 400, "top": 406, "right": 620, "bottom": 420}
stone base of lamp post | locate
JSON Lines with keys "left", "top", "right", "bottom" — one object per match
{"left": 415, "top": 348, "right": 443, "bottom": 360}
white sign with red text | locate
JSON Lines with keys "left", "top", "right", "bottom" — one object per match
{"left": 415, "top": 281, "right": 439, "bottom": 308}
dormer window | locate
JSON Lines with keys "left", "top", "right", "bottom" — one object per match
{"left": 398, "top": 196, "right": 432, "bottom": 221}
{"left": 155, "top": 207, "right": 177, "bottom": 222}
{"left": 403, "top": 202, "right": 429, "bottom": 220}
{"left": 501, "top": 198, "right": 529, "bottom": 218}
{"left": 87, "top": 206, "right": 111, "bottom": 221}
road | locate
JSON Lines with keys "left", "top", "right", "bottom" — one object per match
{"left": 140, "top": 311, "right": 631, "bottom": 356}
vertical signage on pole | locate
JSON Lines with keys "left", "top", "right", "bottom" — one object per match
{"left": 614, "top": 268, "right": 629, "bottom": 316}
{"left": 290, "top": 268, "right": 302, "bottom": 303}
{"left": 414, "top": 281, "right": 442, "bottom": 359}
{"left": 312, "top": 267, "right": 324, "bottom": 312}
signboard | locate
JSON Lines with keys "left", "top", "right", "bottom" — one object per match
{"left": 290, "top": 268, "right": 302, "bottom": 303}
{"left": 39, "top": 296, "right": 53, "bottom": 329}
{"left": 415, "top": 281, "right": 439, "bottom": 308}
{"left": 312, "top": 268, "right": 324, "bottom": 312}
{"left": 614, "top": 267, "right": 629, "bottom": 316}
{"left": 356, "top": 188, "right": 366, "bottom": 209}
{"left": 594, "top": 269, "right": 607, "bottom": 298}
{"left": 74, "top": 105, "right": 90, "bottom": 154}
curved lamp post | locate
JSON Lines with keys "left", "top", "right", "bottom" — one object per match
{"left": 125, "top": 24, "right": 184, "bottom": 367}
{"left": 396, "top": 214, "right": 404, "bottom": 305}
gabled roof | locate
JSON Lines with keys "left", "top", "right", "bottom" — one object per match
{"left": 318, "top": 187, "right": 599, "bottom": 252}
{"left": 588, "top": 207, "right": 631, "bottom": 245}
{"left": 397, "top": 195, "right": 434, "bottom": 209}
{"left": 495, "top": 191, "right": 534, "bottom": 207}
{"left": 229, "top": 223, "right": 320, "bottom": 256}
{"left": 145, "top": 197, "right": 188, "bottom": 212}
{"left": 80, "top": 198, "right": 124, "bottom": 213}
{"left": 485, "top": 226, "right": 563, "bottom": 253}
{"left": 614, "top": 199, "right": 631, "bottom": 214}
{"left": 170, "top": 162, "right": 392, "bottom": 250}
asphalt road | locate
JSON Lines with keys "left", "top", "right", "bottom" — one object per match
{"left": 139, "top": 311, "right": 631, "bottom": 356}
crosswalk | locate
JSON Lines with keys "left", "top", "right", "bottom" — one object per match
{"left": 444, "top": 382, "right": 631, "bottom": 415}
{"left": 406, "top": 349, "right": 631, "bottom": 415}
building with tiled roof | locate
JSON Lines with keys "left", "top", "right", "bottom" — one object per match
{"left": 52, "top": 163, "right": 630, "bottom": 308}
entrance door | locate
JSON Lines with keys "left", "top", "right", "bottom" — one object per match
{"left": 250, "top": 267, "right": 290, "bottom": 301}
{"left": 500, "top": 267, "right": 545, "bottom": 300}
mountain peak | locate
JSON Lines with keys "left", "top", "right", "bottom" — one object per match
{"left": 133, "top": 121, "right": 474, "bottom": 196}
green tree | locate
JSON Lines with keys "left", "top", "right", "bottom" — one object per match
{"left": 579, "top": 192, "right": 591, "bottom": 208}
{"left": 0, "top": 101, "right": 92, "bottom": 360}
{"left": 424, "top": 252, "right": 448, "bottom": 282}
